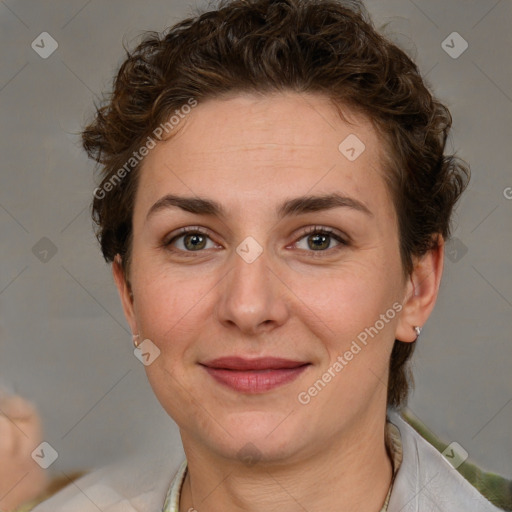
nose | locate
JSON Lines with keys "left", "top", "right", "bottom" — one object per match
{"left": 215, "top": 245, "right": 290, "bottom": 336}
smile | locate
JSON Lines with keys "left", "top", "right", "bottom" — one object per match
{"left": 200, "top": 357, "right": 311, "bottom": 393}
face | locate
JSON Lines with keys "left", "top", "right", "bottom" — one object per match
{"left": 115, "top": 92, "right": 418, "bottom": 465}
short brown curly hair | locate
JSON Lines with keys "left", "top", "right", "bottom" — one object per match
{"left": 82, "top": 0, "right": 469, "bottom": 409}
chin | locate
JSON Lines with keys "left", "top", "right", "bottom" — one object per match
{"left": 203, "top": 410, "right": 311, "bottom": 465}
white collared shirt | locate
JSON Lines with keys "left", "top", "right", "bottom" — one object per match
{"left": 31, "top": 411, "right": 502, "bottom": 512}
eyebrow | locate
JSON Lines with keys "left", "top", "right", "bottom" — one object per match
{"left": 145, "top": 192, "right": 373, "bottom": 222}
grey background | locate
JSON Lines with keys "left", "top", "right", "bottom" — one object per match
{"left": 0, "top": 0, "right": 511, "bottom": 478}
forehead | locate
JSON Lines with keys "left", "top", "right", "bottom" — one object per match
{"left": 135, "top": 92, "right": 392, "bottom": 219}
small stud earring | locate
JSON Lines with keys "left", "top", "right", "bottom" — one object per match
{"left": 414, "top": 326, "right": 422, "bottom": 339}
{"left": 132, "top": 333, "right": 140, "bottom": 348}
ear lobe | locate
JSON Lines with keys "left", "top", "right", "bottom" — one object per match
{"left": 395, "top": 237, "right": 445, "bottom": 343}
{"left": 112, "top": 254, "right": 138, "bottom": 335}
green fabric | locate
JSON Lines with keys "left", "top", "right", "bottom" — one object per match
{"left": 401, "top": 409, "right": 512, "bottom": 511}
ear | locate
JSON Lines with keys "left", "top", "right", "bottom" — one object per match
{"left": 112, "top": 254, "right": 138, "bottom": 335}
{"left": 395, "top": 236, "right": 445, "bottom": 343}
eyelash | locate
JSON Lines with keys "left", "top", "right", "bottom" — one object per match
{"left": 163, "top": 225, "right": 348, "bottom": 257}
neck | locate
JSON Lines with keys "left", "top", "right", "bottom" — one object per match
{"left": 179, "top": 411, "right": 393, "bottom": 512}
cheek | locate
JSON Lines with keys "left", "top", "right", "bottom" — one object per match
{"left": 295, "top": 267, "right": 402, "bottom": 407}
{"left": 293, "top": 257, "right": 401, "bottom": 338}
{"left": 131, "top": 265, "right": 216, "bottom": 353}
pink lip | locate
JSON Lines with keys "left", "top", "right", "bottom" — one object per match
{"left": 200, "top": 357, "right": 310, "bottom": 393}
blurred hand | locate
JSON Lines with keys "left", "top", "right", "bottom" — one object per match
{"left": 0, "top": 394, "right": 48, "bottom": 512}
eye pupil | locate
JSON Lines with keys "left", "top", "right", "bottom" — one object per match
{"left": 308, "top": 233, "right": 330, "bottom": 250}
{"left": 185, "top": 233, "right": 206, "bottom": 250}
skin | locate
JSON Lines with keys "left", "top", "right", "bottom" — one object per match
{"left": 0, "top": 394, "right": 48, "bottom": 511}
{"left": 113, "top": 91, "right": 444, "bottom": 512}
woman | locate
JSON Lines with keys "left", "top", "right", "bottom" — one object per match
{"left": 32, "top": 0, "right": 503, "bottom": 510}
